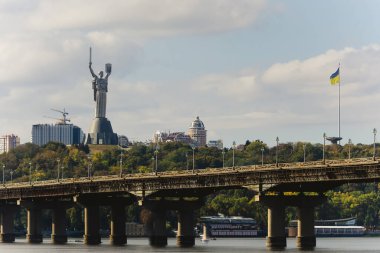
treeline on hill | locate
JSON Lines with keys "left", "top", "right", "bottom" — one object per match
{"left": 0, "top": 140, "right": 379, "bottom": 233}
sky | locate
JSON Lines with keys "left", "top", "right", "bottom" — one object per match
{"left": 1, "top": 0, "right": 380, "bottom": 147}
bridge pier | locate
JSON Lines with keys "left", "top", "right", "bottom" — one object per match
{"left": 256, "top": 194, "right": 286, "bottom": 249}
{"left": 177, "top": 209, "right": 195, "bottom": 247}
{"left": 267, "top": 204, "right": 287, "bottom": 248}
{"left": 83, "top": 205, "right": 101, "bottom": 245}
{"left": 18, "top": 200, "right": 73, "bottom": 244}
{"left": 297, "top": 206, "right": 316, "bottom": 249}
{"left": 146, "top": 208, "right": 167, "bottom": 247}
{"left": 256, "top": 193, "right": 326, "bottom": 250}
{"left": 26, "top": 206, "right": 43, "bottom": 243}
{"left": 0, "top": 205, "right": 17, "bottom": 243}
{"left": 74, "top": 194, "right": 134, "bottom": 246}
{"left": 142, "top": 198, "right": 202, "bottom": 248}
{"left": 295, "top": 194, "right": 326, "bottom": 250}
{"left": 110, "top": 204, "right": 127, "bottom": 245}
{"left": 51, "top": 207, "right": 67, "bottom": 244}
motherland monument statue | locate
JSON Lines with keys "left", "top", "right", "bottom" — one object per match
{"left": 85, "top": 47, "right": 118, "bottom": 145}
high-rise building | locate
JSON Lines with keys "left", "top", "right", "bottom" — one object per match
{"left": 0, "top": 134, "right": 20, "bottom": 153}
{"left": 32, "top": 124, "right": 84, "bottom": 146}
{"left": 188, "top": 116, "right": 207, "bottom": 147}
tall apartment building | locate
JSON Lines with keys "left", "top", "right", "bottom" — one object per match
{"left": 188, "top": 116, "right": 207, "bottom": 147}
{"left": 32, "top": 124, "right": 84, "bottom": 146}
{"left": 0, "top": 134, "right": 20, "bottom": 153}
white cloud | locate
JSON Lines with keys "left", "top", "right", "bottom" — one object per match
{"left": 25, "top": 0, "right": 267, "bottom": 37}
{"left": 193, "top": 71, "right": 258, "bottom": 101}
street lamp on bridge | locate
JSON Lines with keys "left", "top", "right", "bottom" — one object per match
{"left": 29, "top": 162, "right": 32, "bottom": 184}
{"left": 186, "top": 152, "right": 189, "bottom": 171}
{"left": 57, "top": 158, "right": 60, "bottom": 182}
{"left": 303, "top": 143, "right": 306, "bottom": 163}
{"left": 119, "top": 149, "right": 123, "bottom": 177}
{"left": 151, "top": 156, "right": 155, "bottom": 173}
{"left": 87, "top": 155, "right": 92, "bottom": 179}
{"left": 10, "top": 169, "right": 13, "bottom": 184}
{"left": 373, "top": 128, "right": 377, "bottom": 161}
{"left": 154, "top": 145, "right": 159, "bottom": 176}
{"left": 222, "top": 150, "right": 225, "bottom": 169}
{"left": 192, "top": 145, "right": 195, "bottom": 174}
{"left": 232, "top": 141, "right": 236, "bottom": 168}
{"left": 348, "top": 139, "right": 352, "bottom": 160}
{"left": 261, "top": 147, "right": 264, "bottom": 166}
{"left": 2, "top": 164, "right": 5, "bottom": 185}
{"left": 323, "top": 133, "right": 327, "bottom": 164}
{"left": 276, "top": 137, "right": 279, "bottom": 167}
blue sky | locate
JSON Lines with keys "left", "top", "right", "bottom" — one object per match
{"left": 1, "top": 0, "right": 380, "bottom": 147}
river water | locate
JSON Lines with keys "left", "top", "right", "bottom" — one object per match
{"left": 0, "top": 237, "right": 378, "bottom": 252}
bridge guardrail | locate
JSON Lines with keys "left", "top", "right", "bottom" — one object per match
{"left": 1, "top": 157, "right": 379, "bottom": 189}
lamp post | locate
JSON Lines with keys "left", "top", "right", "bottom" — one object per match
{"left": 154, "top": 145, "right": 159, "bottom": 176}
{"left": 29, "top": 162, "right": 32, "bottom": 184}
{"left": 192, "top": 146, "right": 195, "bottom": 174}
{"left": 87, "top": 155, "right": 92, "bottom": 179}
{"left": 61, "top": 166, "right": 64, "bottom": 180}
{"left": 323, "top": 133, "right": 327, "bottom": 164}
{"left": 10, "top": 169, "right": 13, "bottom": 184}
{"left": 276, "top": 137, "right": 279, "bottom": 167}
{"left": 232, "top": 141, "right": 236, "bottom": 168}
{"left": 222, "top": 150, "right": 225, "bottom": 169}
{"left": 57, "top": 158, "right": 60, "bottom": 182}
{"left": 186, "top": 152, "right": 189, "bottom": 171}
{"left": 303, "top": 143, "right": 306, "bottom": 163}
{"left": 348, "top": 139, "right": 352, "bottom": 160}
{"left": 119, "top": 150, "right": 123, "bottom": 177}
{"left": 373, "top": 128, "right": 377, "bottom": 161}
{"left": 2, "top": 164, "right": 4, "bottom": 185}
{"left": 151, "top": 156, "right": 155, "bottom": 173}
{"left": 261, "top": 147, "right": 264, "bottom": 166}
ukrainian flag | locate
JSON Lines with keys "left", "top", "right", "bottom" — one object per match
{"left": 330, "top": 68, "right": 340, "bottom": 85}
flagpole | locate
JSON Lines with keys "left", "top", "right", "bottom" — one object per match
{"left": 338, "top": 63, "right": 341, "bottom": 144}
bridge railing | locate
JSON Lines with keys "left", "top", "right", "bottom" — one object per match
{"left": 0, "top": 157, "right": 378, "bottom": 189}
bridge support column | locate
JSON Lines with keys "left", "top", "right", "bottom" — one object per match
{"left": 255, "top": 194, "right": 286, "bottom": 249}
{"left": 51, "top": 207, "right": 67, "bottom": 244}
{"left": 297, "top": 206, "right": 316, "bottom": 250}
{"left": 176, "top": 209, "right": 195, "bottom": 247}
{"left": 256, "top": 193, "right": 326, "bottom": 250}
{"left": 143, "top": 206, "right": 167, "bottom": 247}
{"left": 0, "top": 205, "right": 17, "bottom": 243}
{"left": 26, "top": 207, "right": 43, "bottom": 243}
{"left": 142, "top": 198, "right": 203, "bottom": 248}
{"left": 149, "top": 209, "right": 167, "bottom": 247}
{"left": 110, "top": 204, "right": 126, "bottom": 245}
{"left": 267, "top": 204, "right": 287, "bottom": 249}
{"left": 74, "top": 194, "right": 135, "bottom": 246}
{"left": 84, "top": 205, "right": 101, "bottom": 245}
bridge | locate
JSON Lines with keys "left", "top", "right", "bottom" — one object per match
{"left": 0, "top": 157, "right": 379, "bottom": 249}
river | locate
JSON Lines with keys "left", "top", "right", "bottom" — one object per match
{"left": 0, "top": 237, "right": 378, "bottom": 252}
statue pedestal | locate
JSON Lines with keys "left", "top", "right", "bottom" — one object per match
{"left": 85, "top": 117, "right": 118, "bottom": 145}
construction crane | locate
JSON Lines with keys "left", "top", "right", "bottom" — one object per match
{"left": 44, "top": 108, "right": 71, "bottom": 125}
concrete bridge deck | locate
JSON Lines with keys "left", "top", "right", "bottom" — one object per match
{"left": 0, "top": 157, "right": 378, "bottom": 199}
